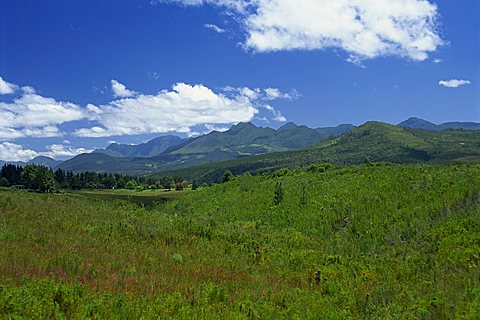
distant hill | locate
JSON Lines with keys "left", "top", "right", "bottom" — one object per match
{"left": 58, "top": 122, "right": 356, "bottom": 173}
{"left": 0, "top": 160, "right": 27, "bottom": 167}
{"left": 94, "top": 135, "right": 187, "bottom": 158}
{"left": 0, "top": 156, "right": 62, "bottom": 168}
{"left": 57, "top": 153, "right": 145, "bottom": 173}
{"left": 27, "top": 156, "right": 62, "bottom": 168}
{"left": 315, "top": 124, "right": 357, "bottom": 138}
{"left": 398, "top": 117, "right": 480, "bottom": 131}
{"left": 154, "top": 122, "right": 480, "bottom": 182}
{"left": 167, "top": 122, "right": 326, "bottom": 156}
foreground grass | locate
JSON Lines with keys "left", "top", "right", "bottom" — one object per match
{"left": 70, "top": 189, "right": 190, "bottom": 207}
{"left": 0, "top": 164, "right": 479, "bottom": 319}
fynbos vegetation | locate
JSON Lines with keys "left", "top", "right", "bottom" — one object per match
{"left": 1, "top": 164, "right": 479, "bottom": 318}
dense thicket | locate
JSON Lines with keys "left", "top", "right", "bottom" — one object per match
{"left": 0, "top": 164, "right": 184, "bottom": 191}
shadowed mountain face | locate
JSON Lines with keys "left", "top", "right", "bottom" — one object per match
{"left": 398, "top": 117, "right": 480, "bottom": 131}
{"left": 94, "top": 135, "right": 187, "bottom": 158}
{"left": 153, "top": 121, "right": 480, "bottom": 183}
{"left": 0, "top": 156, "right": 62, "bottom": 168}
{"left": 56, "top": 121, "right": 480, "bottom": 176}
{"left": 27, "top": 156, "right": 62, "bottom": 168}
{"left": 59, "top": 122, "right": 355, "bottom": 173}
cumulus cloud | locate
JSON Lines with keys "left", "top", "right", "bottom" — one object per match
{"left": 0, "top": 83, "right": 86, "bottom": 139}
{"left": 0, "top": 142, "right": 94, "bottom": 161}
{"left": 161, "top": 0, "right": 443, "bottom": 61}
{"left": 264, "top": 87, "right": 299, "bottom": 100}
{"left": 111, "top": 79, "right": 136, "bottom": 98}
{"left": 204, "top": 23, "right": 225, "bottom": 33}
{"left": 439, "top": 79, "right": 471, "bottom": 88}
{"left": 43, "top": 144, "right": 94, "bottom": 158}
{"left": 204, "top": 123, "right": 230, "bottom": 133}
{"left": 0, "top": 76, "right": 292, "bottom": 140}
{"left": 264, "top": 104, "right": 286, "bottom": 122}
{"left": 0, "top": 76, "right": 18, "bottom": 94}
{"left": 0, "top": 142, "right": 39, "bottom": 162}
{"left": 75, "top": 82, "right": 260, "bottom": 137}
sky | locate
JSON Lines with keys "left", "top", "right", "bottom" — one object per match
{"left": 0, "top": 0, "right": 478, "bottom": 161}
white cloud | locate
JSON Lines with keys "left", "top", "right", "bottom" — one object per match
{"left": 0, "top": 142, "right": 39, "bottom": 162}
{"left": 43, "top": 144, "right": 94, "bottom": 158}
{"left": 111, "top": 79, "right": 136, "bottom": 98}
{"left": 264, "top": 104, "right": 287, "bottom": 122}
{"left": 204, "top": 23, "right": 225, "bottom": 33}
{"left": 432, "top": 58, "right": 442, "bottom": 64}
{"left": 264, "top": 87, "right": 299, "bottom": 100}
{"left": 439, "top": 79, "right": 471, "bottom": 88}
{"left": 0, "top": 142, "right": 94, "bottom": 161}
{"left": 0, "top": 92, "right": 85, "bottom": 139}
{"left": 0, "top": 76, "right": 18, "bottom": 94}
{"left": 162, "top": 0, "right": 443, "bottom": 61}
{"left": 204, "top": 123, "right": 230, "bottom": 133}
{"left": 75, "top": 82, "right": 260, "bottom": 137}
{"left": 0, "top": 76, "right": 292, "bottom": 140}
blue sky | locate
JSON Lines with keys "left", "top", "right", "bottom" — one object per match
{"left": 0, "top": 0, "right": 478, "bottom": 161}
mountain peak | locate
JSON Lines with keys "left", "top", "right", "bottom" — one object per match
{"left": 27, "top": 156, "right": 62, "bottom": 168}
{"left": 398, "top": 117, "right": 438, "bottom": 131}
{"left": 278, "top": 122, "right": 298, "bottom": 131}
{"left": 228, "top": 122, "right": 257, "bottom": 132}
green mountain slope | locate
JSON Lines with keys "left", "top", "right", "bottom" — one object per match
{"left": 156, "top": 122, "right": 480, "bottom": 182}
{"left": 168, "top": 122, "right": 326, "bottom": 156}
{"left": 95, "top": 135, "right": 187, "bottom": 157}
{"left": 27, "top": 156, "right": 62, "bottom": 168}
{"left": 57, "top": 121, "right": 480, "bottom": 176}
{"left": 398, "top": 116, "right": 480, "bottom": 131}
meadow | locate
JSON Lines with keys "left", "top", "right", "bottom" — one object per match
{"left": 70, "top": 189, "right": 190, "bottom": 208}
{"left": 0, "top": 164, "right": 479, "bottom": 319}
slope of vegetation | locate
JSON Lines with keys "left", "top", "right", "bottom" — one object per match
{"left": 157, "top": 122, "right": 480, "bottom": 183}
{"left": 0, "top": 164, "right": 479, "bottom": 318}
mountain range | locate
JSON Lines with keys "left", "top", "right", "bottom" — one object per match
{"left": 1, "top": 117, "right": 479, "bottom": 176}
{"left": 398, "top": 117, "right": 480, "bottom": 131}
{"left": 58, "top": 122, "right": 355, "bottom": 173}
{"left": 0, "top": 156, "right": 62, "bottom": 168}
{"left": 154, "top": 121, "right": 480, "bottom": 182}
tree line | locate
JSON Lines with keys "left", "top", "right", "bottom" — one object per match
{"left": 0, "top": 164, "right": 189, "bottom": 192}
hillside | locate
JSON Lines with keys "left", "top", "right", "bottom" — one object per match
{"left": 94, "top": 135, "right": 187, "bottom": 158}
{"left": 156, "top": 122, "right": 480, "bottom": 182}
{"left": 57, "top": 121, "right": 480, "bottom": 175}
{"left": 27, "top": 156, "right": 62, "bottom": 168}
{"left": 59, "top": 122, "right": 351, "bottom": 173}
{"left": 398, "top": 117, "right": 480, "bottom": 131}
{"left": 167, "top": 122, "right": 326, "bottom": 155}
{"left": 1, "top": 164, "right": 479, "bottom": 318}
{"left": 57, "top": 153, "right": 144, "bottom": 173}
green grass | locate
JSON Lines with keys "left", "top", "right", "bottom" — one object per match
{"left": 1, "top": 164, "right": 479, "bottom": 318}
{"left": 69, "top": 189, "right": 190, "bottom": 207}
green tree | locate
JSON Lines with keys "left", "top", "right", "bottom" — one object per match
{"left": 21, "top": 165, "right": 55, "bottom": 192}
{"left": 222, "top": 170, "right": 234, "bottom": 183}
{"left": 21, "top": 165, "right": 38, "bottom": 190}
{"left": 125, "top": 179, "right": 137, "bottom": 190}
{"left": 299, "top": 184, "right": 308, "bottom": 207}
{"left": 0, "top": 177, "right": 9, "bottom": 187}
{"left": 175, "top": 181, "right": 184, "bottom": 191}
{"left": 161, "top": 176, "right": 175, "bottom": 191}
{"left": 35, "top": 166, "right": 55, "bottom": 193}
{"left": 273, "top": 181, "right": 283, "bottom": 205}
{"left": 191, "top": 180, "right": 199, "bottom": 190}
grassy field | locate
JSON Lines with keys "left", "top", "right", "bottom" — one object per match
{"left": 70, "top": 189, "right": 190, "bottom": 208}
{"left": 0, "top": 164, "right": 479, "bottom": 319}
